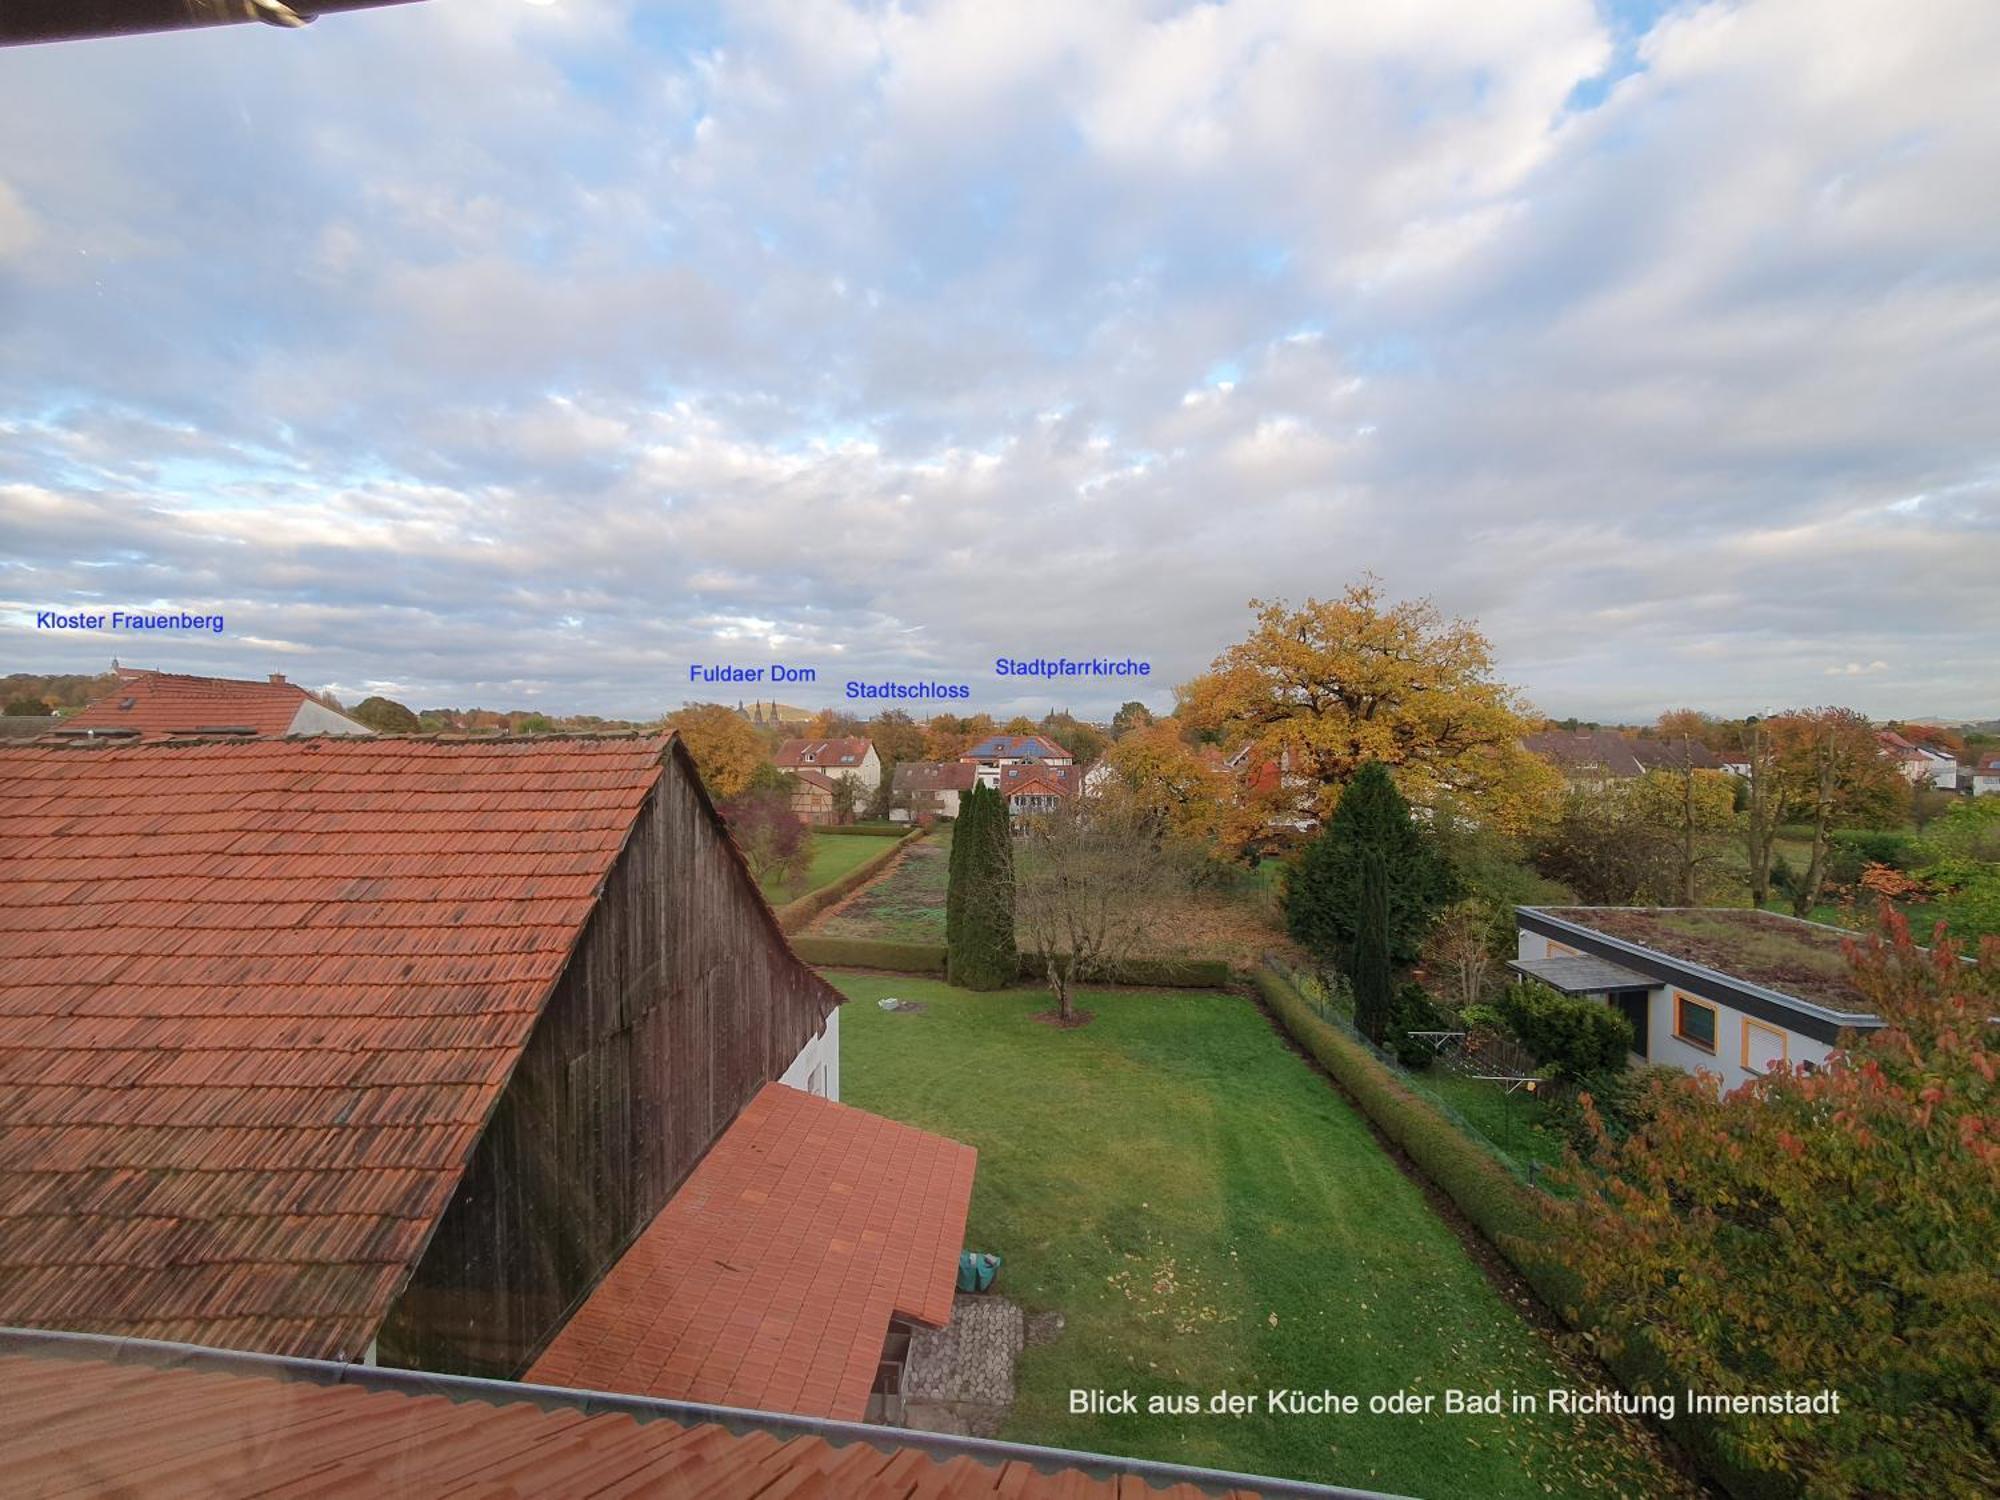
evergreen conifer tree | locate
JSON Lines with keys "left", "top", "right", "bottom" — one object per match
{"left": 948, "top": 784, "right": 1017, "bottom": 989}
{"left": 1352, "top": 846, "right": 1395, "bottom": 1044}
{"left": 1284, "top": 760, "right": 1455, "bottom": 971}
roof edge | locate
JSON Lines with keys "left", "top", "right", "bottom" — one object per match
{"left": 1517, "top": 907, "right": 1882, "bottom": 1026}
{"left": 0, "top": 1327, "right": 1406, "bottom": 1500}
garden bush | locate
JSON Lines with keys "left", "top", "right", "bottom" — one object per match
{"left": 1386, "top": 981, "right": 1448, "bottom": 1070}
{"left": 1827, "top": 828, "right": 1923, "bottom": 885}
{"left": 1495, "top": 980, "right": 1633, "bottom": 1080}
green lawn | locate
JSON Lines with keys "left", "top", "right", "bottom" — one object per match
{"left": 832, "top": 973, "right": 1689, "bottom": 1499}
{"left": 760, "top": 831, "right": 893, "bottom": 901}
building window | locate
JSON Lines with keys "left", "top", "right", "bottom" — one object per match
{"left": 1674, "top": 993, "right": 1718, "bottom": 1052}
{"left": 1742, "top": 1018, "right": 1787, "bottom": 1074}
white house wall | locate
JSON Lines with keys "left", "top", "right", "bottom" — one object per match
{"left": 779, "top": 1007, "right": 840, "bottom": 1101}
{"left": 287, "top": 700, "right": 374, "bottom": 736}
{"left": 1514, "top": 929, "right": 1832, "bottom": 1083}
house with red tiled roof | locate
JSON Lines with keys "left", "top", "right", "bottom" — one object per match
{"left": 891, "top": 759, "right": 978, "bottom": 821}
{"left": 0, "top": 1328, "right": 1380, "bottom": 1500}
{"left": 775, "top": 736, "right": 881, "bottom": 789}
{"left": 785, "top": 764, "right": 843, "bottom": 824}
{"left": 1976, "top": 753, "right": 2000, "bottom": 797}
{"left": 1876, "top": 728, "right": 1959, "bottom": 789}
{"left": 0, "top": 734, "right": 969, "bottom": 1397}
{"left": 959, "top": 733, "right": 1071, "bottom": 792}
{"left": 60, "top": 666, "right": 372, "bottom": 740}
{"left": 996, "top": 759, "right": 1080, "bottom": 818}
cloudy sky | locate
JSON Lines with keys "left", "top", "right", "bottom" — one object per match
{"left": 3, "top": 0, "right": 1997, "bottom": 722}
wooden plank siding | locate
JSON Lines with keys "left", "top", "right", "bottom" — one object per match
{"left": 378, "top": 742, "right": 843, "bottom": 1378}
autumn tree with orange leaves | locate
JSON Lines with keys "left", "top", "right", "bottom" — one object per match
{"left": 1540, "top": 914, "right": 2000, "bottom": 1495}
{"left": 1180, "top": 582, "right": 1560, "bottom": 839}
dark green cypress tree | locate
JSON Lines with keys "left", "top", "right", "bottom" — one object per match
{"left": 948, "top": 784, "right": 1017, "bottom": 990}
{"left": 1284, "top": 760, "right": 1455, "bottom": 971}
{"left": 1352, "top": 846, "right": 1395, "bottom": 1044}
{"left": 944, "top": 792, "right": 971, "bottom": 956}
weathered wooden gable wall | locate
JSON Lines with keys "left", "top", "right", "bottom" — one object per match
{"left": 380, "top": 744, "right": 842, "bottom": 1377}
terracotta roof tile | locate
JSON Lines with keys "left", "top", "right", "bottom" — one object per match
{"left": 0, "top": 735, "right": 669, "bottom": 1361}
{"left": 62, "top": 669, "right": 370, "bottom": 741}
{"left": 1, "top": 1336, "right": 1326, "bottom": 1499}
{"left": 774, "top": 738, "right": 875, "bottom": 768}
{"left": 529, "top": 1083, "right": 975, "bottom": 1422}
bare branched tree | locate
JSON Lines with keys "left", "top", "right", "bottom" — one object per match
{"left": 1421, "top": 898, "right": 1496, "bottom": 1014}
{"left": 1013, "top": 795, "right": 1179, "bottom": 1024}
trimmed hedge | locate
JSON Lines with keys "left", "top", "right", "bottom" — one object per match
{"left": 790, "top": 934, "right": 1234, "bottom": 989}
{"left": 1254, "top": 963, "right": 1797, "bottom": 1500}
{"left": 1253, "top": 966, "right": 1553, "bottom": 1259}
{"left": 1020, "top": 952, "right": 1235, "bottom": 990}
{"left": 770, "top": 830, "right": 920, "bottom": 933}
{"left": 789, "top": 935, "right": 949, "bottom": 973}
{"left": 815, "top": 822, "right": 908, "bottom": 837}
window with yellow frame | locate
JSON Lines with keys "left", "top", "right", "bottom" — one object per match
{"left": 1742, "top": 1016, "right": 1788, "bottom": 1073}
{"left": 1673, "top": 991, "right": 1717, "bottom": 1052}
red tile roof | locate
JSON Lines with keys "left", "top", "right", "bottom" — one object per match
{"left": 0, "top": 735, "right": 672, "bottom": 1362}
{"left": 775, "top": 737, "right": 875, "bottom": 769}
{"left": 892, "top": 761, "right": 977, "bottom": 793}
{"left": 529, "top": 1082, "right": 975, "bottom": 1422}
{"left": 63, "top": 669, "right": 367, "bottom": 740}
{"left": 0, "top": 1332, "right": 1316, "bottom": 1499}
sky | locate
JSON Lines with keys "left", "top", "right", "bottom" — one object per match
{"left": 2, "top": 0, "right": 1997, "bottom": 724}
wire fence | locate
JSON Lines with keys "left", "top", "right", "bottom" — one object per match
{"left": 1264, "top": 953, "right": 1569, "bottom": 1184}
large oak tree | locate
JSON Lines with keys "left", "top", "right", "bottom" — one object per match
{"left": 1180, "top": 582, "right": 1560, "bottom": 836}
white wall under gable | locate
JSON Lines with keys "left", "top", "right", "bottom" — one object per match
{"left": 779, "top": 1006, "right": 840, "bottom": 1101}
{"left": 287, "top": 699, "right": 373, "bottom": 736}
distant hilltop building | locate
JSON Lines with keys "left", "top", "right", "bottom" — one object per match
{"left": 735, "top": 699, "right": 816, "bottom": 727}
{"left": 57, "top": 667, "right": 372, "bottom": 741}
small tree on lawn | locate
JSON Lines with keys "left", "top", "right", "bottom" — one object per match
{"left": 947, "top": 783, "right": 1016, "bottom": 990}
{"left": 1015, "top": 795, "right": 1177, "bottom": 1025}
{"left": 718, "top": 788, "right": 811, "bottom": 892}
{"left": 1286, "top": 760, "right": 1455, "bottom": 971}
{"left": 1539, "top": 911, "right": 2000, "bottom": 1495}
{"left": 830, "top": 774, "right": 859, "bottom": 826}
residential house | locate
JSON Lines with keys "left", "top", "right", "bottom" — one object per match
{"left": 0, "top": 733, "right": 907, "bottom": 1386}
{"left": 775, "top": 735, "right": 882, "bottom": 790}
{"left": 1877, "top": 729, "right": 1959, "bottom": 789}
{"left": 959, "top": 732, "right": 1071, "bottom": 788}
{"left": 0, "top": 1326, "right": 1386, "bottom": 1500}
{"left": 59, "top": 666, "right": 373, "bottom": 740}
{"left": 997, "top": 759, "right": 1080, "bottom": 819}
{"left": 786, "top": 766, "right": 842, "bottom": 825}
{"left": 890, "top": 758, "right": 977, "bottom": 821}
{"left": 1513, "top": 906, "right": 1886, "bottom": 1078}
{"left": 1975, "top": 753, "right": 2000, "bottom": 796}
{"left": 1521, "top": 729, "right": 1721, "bottom": 787}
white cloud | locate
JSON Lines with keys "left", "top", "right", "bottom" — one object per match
{"left": 0, "top": 1, "right": 1996, "bottom": 720}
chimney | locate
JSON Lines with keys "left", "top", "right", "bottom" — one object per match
{"left": 269, "top": 673, "right": 287, "bottom": 685}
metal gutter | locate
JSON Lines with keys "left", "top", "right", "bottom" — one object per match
{"left": 0, "top": 1326, "right": 1413, "bottom": 1500}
